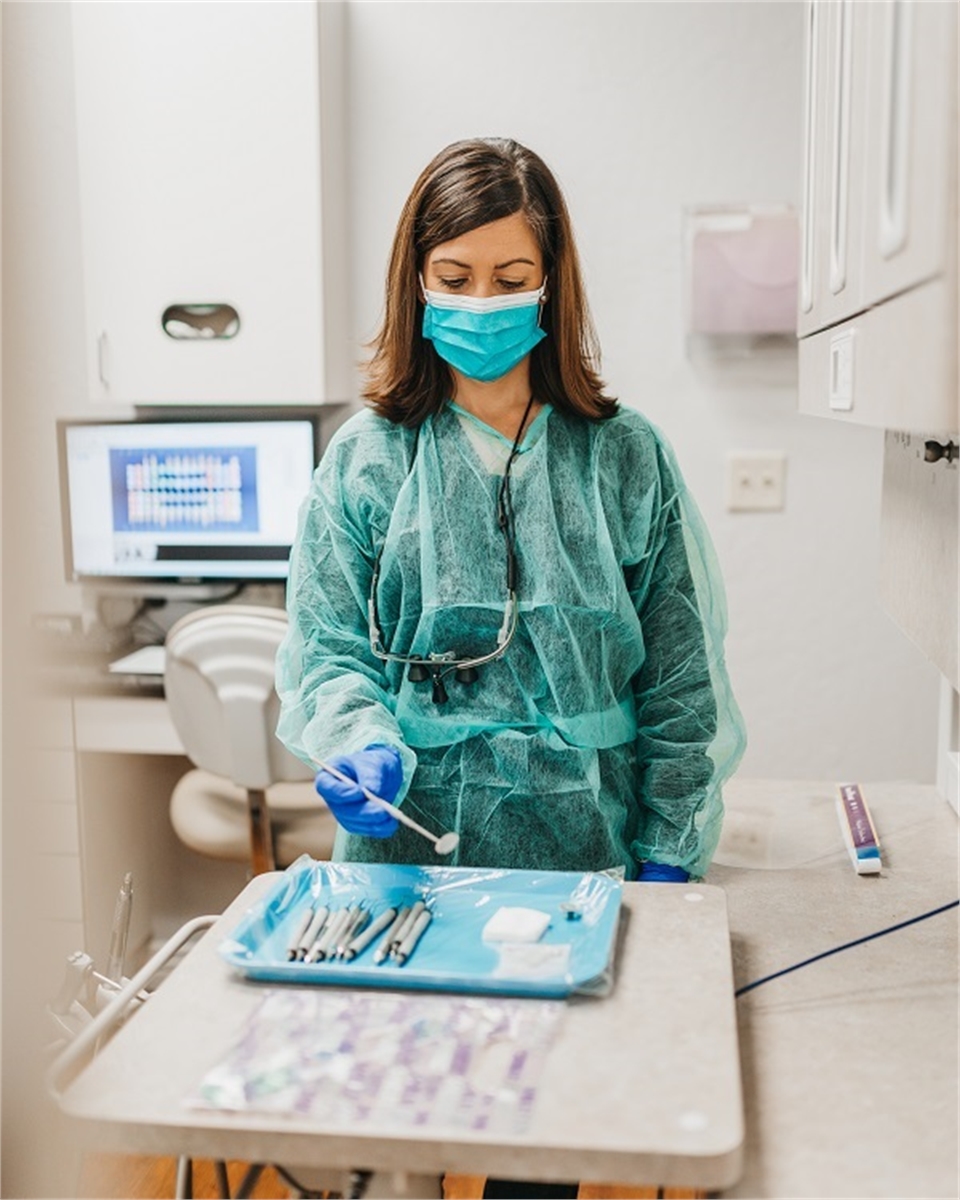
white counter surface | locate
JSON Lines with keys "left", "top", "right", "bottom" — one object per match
{"left": 713, "top": 778, "right": 958, "bottom": 1199}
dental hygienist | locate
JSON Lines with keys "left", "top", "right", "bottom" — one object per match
{"left": 277, "top": 137, "right": 746, "bottom": 884}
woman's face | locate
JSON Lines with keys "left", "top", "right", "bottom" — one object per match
{"left": 422, "top": 211, "right": 544, "bottom": 299}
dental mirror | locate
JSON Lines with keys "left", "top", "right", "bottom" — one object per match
{"left": 316, "top": 759, "right": 460, "bottom": 856}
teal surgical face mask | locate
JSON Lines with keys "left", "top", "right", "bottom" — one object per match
{"left": 421, "top": 279, "right": 547, "bottom": 383}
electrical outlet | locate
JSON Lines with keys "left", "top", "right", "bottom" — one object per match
{"left": 726, "top": 451, "right": 786, "bottom": 512}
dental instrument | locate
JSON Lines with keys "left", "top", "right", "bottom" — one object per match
{"left": 286, "top": 907, "right": 315, "bottom": 961}
{"left": 296, "top": 906, "right": 329, "bottom": 960}
{"left": 374, "top": 906, "right": 411, "bottom": 964}
{"left": 105, "top": 873, "right": 134, "bottom": 983}
{"left": 389, "top": 900, "right": 426, "bottom": 953}
{"left": 343, "top": 907, "right": 396, "bottom": 962}
{"left": 335, "top": 908, "right": 368, "bottom": 958}
{"left": 315, "top": 758, "right": 459, "bottom": 855}
{"left": 393, "top": 909, "right": 433, "bottom": 966}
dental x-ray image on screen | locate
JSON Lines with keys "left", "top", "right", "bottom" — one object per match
{"left": 59, "top": 416, "right": 318, "bottom": 585}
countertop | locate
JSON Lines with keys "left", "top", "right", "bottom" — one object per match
{"left": 712, "top": 777, "right": 958, "bottom": 1199}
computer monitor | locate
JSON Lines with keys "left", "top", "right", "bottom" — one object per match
{"left": 58, "top": 414, "right": 319, "bottom": 588}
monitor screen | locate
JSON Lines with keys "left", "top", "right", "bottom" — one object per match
{"left": 58, "top": 415, "right": 319, "bottom": 584}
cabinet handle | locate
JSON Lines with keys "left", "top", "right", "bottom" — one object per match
{"left": 879, "top": 0, "right": 913, "bottom": 258}
{"left": 161, "top": 303, "right": 240, "bottom": 340}
{"left": 829, "top": 0, "right": 853, "bottom": 294}
{"left": 800, "top": 0, "right": 820, "bottom": 314}
{"left": 97, "top": 331, "right": 110, "bottom": 389}
{"left": 923, "top": 440, "right": 958, "bottom": 464}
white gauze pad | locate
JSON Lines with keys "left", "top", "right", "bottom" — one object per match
{"left": 481, "top": 906, "right": 551, "bottom": 944}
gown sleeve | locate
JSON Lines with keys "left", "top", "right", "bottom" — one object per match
{"left": 275, "top": 423, "right": 419, "bottom": 803}
{"left": 623, "top": 428, "right": 746, "bottom": 878}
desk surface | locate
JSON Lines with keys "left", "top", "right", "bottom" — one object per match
{"left": 73, "top": 694, "right": 182, "bottom": 756}
{"left": 53, "top": 780, "right": 959, "bottom": 1197}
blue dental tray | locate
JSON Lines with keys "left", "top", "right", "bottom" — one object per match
{"left": 219, "top": 857, "right": 623, "bottom": 999}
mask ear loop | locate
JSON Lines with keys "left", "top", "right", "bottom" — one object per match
{"left": 537, "top": 275, "right": 548, "bottom": 328}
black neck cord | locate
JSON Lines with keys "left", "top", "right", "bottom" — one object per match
{"left": 369, "top": 398, "right": 537, "bottom": 702}
{"left": 497, "top": 394, "right": 537, "bottom": 593}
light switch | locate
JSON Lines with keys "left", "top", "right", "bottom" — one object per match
{"left": 726, "top": 452, "right": 787, "bottom": 512}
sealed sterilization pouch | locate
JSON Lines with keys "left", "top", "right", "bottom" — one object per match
{"left": 191, "top": 989, "right": 566, "bottom": 1134}
{"left": 219, "top": 855, "right": 623, "bottom": 998}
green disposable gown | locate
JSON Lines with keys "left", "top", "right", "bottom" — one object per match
{"left": 276, "top": 402, "right": 745, "bottom": 878}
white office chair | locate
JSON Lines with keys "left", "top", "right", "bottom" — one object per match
{"left": 164, "top": 604, "right": 337, "bottom": 875}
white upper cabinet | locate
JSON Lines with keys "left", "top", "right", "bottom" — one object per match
{"left": 859, "top": 0, "right": 955, "bottom": 310}
{"left": 71, "top": 2, "right": 349, "bottom": 406}
{"left": 797, "top": 0, "right": 957, "bottom": 431}
{"left": 798, "top": 0, "right": 870, "bottom": 338}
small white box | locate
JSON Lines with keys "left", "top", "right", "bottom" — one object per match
{"left": 829, "top": 330, "right": 856, "bottom": 410}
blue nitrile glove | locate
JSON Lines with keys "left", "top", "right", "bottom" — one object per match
{"left": 638, "top": 861, "right": 690, "bottom": 883}
{"left": 314, "top": 745, "right": 403, "bottom": 838}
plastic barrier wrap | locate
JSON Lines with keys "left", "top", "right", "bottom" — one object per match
{"left": 220, "top": 855, "right": 623, "bottom": 998}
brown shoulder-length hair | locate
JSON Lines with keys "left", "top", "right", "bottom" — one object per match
{"left": 363, "top": 138, "right": 617, "bottom": 426}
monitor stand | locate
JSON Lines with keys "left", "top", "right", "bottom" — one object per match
{"left": 87, "top": 581, "right": 246, "bottom": 603}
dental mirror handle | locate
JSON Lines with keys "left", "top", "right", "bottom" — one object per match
{"left": 316, "top": 759, "right": 458, "bottom": 854}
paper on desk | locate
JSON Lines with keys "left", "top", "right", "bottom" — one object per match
{"left": 188, "top": 988, "right": 564, "bottom": 1134}
{"left": 108, "top": 645, "right": 166, "bottom": 675}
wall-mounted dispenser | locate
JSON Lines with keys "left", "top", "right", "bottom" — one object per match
{"left": 683, "top": 205, "right": 799, "bottom": 354}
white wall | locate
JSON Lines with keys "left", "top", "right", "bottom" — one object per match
{"left": 344, "top": 1, "right": 939, "bottom": 781}
{"left": 3, "top": 1, "right": 940, "bottom": 786}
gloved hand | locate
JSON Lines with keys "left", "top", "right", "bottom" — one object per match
{"left": 314, "top": 744, "right": 403, "bottom": 838}
{"left": 638, "top": 861, "right": 690, "bottom": 883}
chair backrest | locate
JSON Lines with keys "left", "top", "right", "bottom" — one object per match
{"left": 164, "top": 604, "right": 312, "bottom": 790}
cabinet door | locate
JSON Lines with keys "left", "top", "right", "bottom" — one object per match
{"left": 859, "top": 0, "right": 956, "bottom": 309}
{"left": 820, "top": 0, "right": 869, "bottom": 328}
{"left": 797, "top": 0, "right": 830, "bottom": 337}
{"left": 71, "top": 2, "right": 344, "bottom": 406}
{"left": 798, "top": 0, "right": 870, "bottom": 337}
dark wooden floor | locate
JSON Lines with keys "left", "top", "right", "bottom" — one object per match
{"left": 77, "top": 1157, "right": 291, "bottom": 1198}
{"left": 77, "top": 1156, "right": 705, "bottom": 1199}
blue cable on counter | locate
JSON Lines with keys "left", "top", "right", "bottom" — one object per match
{"left": 735, "top": 899, "right": 959, "bottom": 997}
